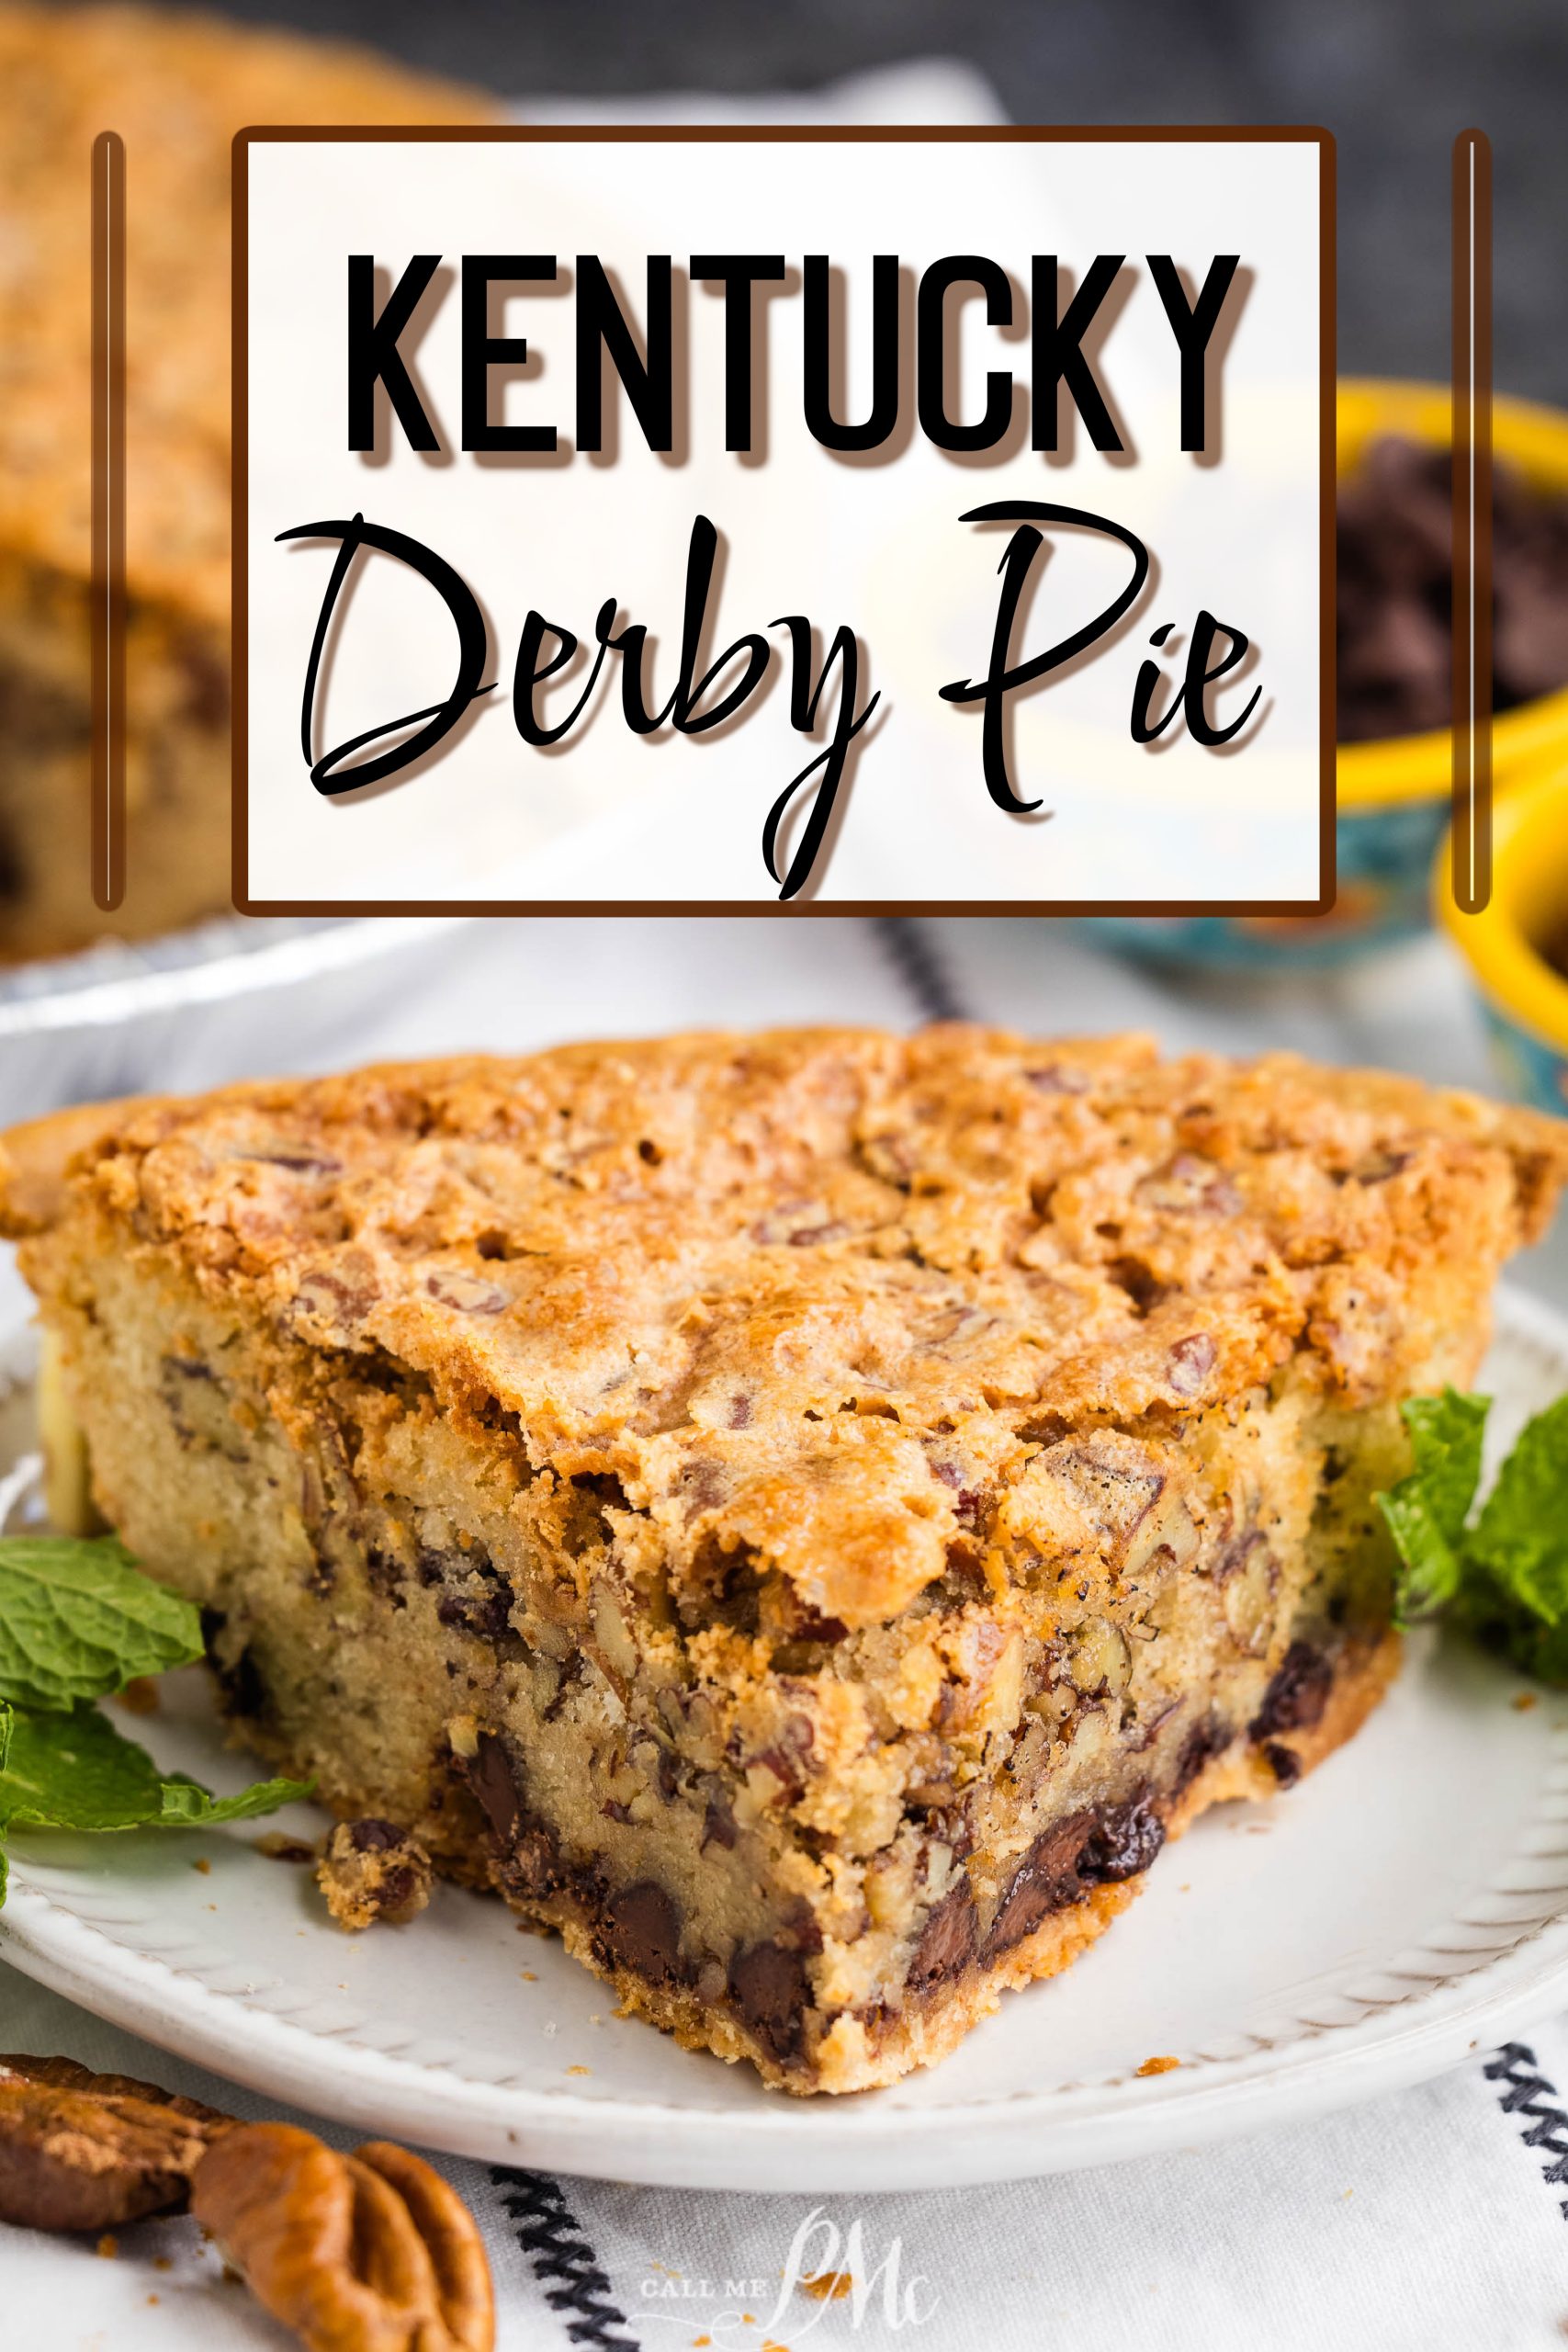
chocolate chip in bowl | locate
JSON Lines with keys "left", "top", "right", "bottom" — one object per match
{"left": 1338, "top": 435, "right": 1568, "bottom": 743}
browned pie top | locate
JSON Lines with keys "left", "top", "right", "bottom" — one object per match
{"left": 6, "top": 1027, "right": 1565, "bottom": 1629}
{"left": 0, "top": 5, "right": 494, "bottom": 625}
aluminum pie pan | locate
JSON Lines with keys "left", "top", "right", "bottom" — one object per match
{"left": 0, "top": 914, "right": 474, "bottom": 1118}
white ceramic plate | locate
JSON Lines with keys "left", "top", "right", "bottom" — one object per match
{"left": 5, "top": 1292, "right": 1568, "bottom": 2191}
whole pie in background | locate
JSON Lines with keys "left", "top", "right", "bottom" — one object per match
{"left": 0, "top": 4, "right": 495, "bottom": 962}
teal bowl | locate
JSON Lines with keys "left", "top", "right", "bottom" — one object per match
{"left": 1089, "top": 796, "right": 1450, "bottom": 973}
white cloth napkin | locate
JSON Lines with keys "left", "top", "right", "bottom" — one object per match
{"left": 6, "top": 1955, "right": 1568, "bottom": 2352}
{"left": 6, "top": 910, "right": 1568, "bottom": 2352}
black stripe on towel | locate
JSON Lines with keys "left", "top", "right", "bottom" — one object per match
{"left": 491, "top": 2166, "right": 641, "bottom": 2348}
{"left": 1483, "top": 2044, "right": 1568, "bottom": 2215}
{"left": 873, "top": 915, "right": 969, "bottom": 1024}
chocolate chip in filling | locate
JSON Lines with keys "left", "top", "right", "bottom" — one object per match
{"left": 468, "top": 1731, "right": 523, "bottom": 1844}
{"left": 1250, "top": 1640, "right": 1333, "bottom": 1740}
{"left": 728, "top": 1941, "right": 812, "bottom": 2064}
{"left": 905, "top": 1878, "right": 979, "bottom": 1990}
{"left": 198, "top": 1607, "right": 269, "bottom": 1725}
{"left": 983, "top": 1794, "right": 1167, "bottom": 1962}
{"left": 593, "top": 1880, "right": 688, "bottom": 1988}
{"left": 1260, "top": 1741, "right": 1303, "bottom": 1787}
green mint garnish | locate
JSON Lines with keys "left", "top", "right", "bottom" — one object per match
{"left": 0, "top": 1703, "right": 310, "bottom": 1834}
{"left": 0, "top": 1533, "right": 312, "bottom": 1903}
{"left": 1376, "top": 1388, "right": 1488, "bottom": 1623}
{"left": 1377, "top": 1387, "right": 1568, "bottom": 1683}
{"left": 0, "top": 1534, "right": 205, "bottom": 1711}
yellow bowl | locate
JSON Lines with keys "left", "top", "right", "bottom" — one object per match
{"left": 1438, "top": 770, "right": 1568, "bottom": 1114}
{"left": 1096, "top": 378, "right": 1568, "bottom": 973}
{"left": 1338, "top": 379, "right": 1568, "bottom": 809}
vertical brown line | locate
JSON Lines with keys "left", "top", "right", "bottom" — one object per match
{"left": 231, "top": 130, "right": 249, "bottom": 912}
{"left": 1319, "top": 131, "right": 1338, "bottom": 916}
{"left": 90, "top": 130, "right": 126, "bottom": 912}
{"left": 1451, "top": 127, "right": 1493, "bottom": 915}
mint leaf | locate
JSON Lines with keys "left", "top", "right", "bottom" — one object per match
{"left": 1445, "top": 1391, "right": 1568, "bottom": 1684}
{"left": 1403, "top": 1390, "right": 1489, "bottom": 1544}
{"left": 1375, "top": 1390, "right": 1489, "bottom": 1623}
{"left": 1470, "top": 1393, "right": 1568, "bottom": 1625}
{"left": 1376, "top": 1386, "right": 1568, "bottom": 1685}
{"left": 155, "top": 1776, "right": 313, "bottom": 1826}
{"left": 1454, "top": 1581, "right": 1568, "bottom": 1688}
{"left": 0, "top": 1703, "right": 310, "bottom": 1837}
{"left": 0, "top": 1533, "right": 312, "bottom": 1908}
{"left": 0, "top": 1536, "right": 202, "bottom": 1711}
{"left": 1376, "top": 1484, "right": 1465, "bottom": 1623}
{"left": 0, "top": 1704, "right": 175, "bottom": 1828}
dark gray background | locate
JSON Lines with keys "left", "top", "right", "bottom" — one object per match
{"left": 107, "top": 0, "right": 1566, "bottom": 401}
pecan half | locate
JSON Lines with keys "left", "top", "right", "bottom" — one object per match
{"left": 0, "top": 2053, "right": 234, "bottom": 2231}
{"left": 191, "top": 2120, "right": 494, "bottom": 2352}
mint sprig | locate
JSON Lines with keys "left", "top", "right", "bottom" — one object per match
{"left": 0, "top": 1534, "right": 204, "bottom": 1710}
{"left": 1375, "top": 1389, "right": 1488, "bottom": 1623}
{"left": 1377, "top": 1387, "right": 1568, "bottom": 1682}
{"left": 0, "top": 1532, "right": 312, "bottom": 1902}
{"left": 0, "top": 1705, "right": 310, "bottom": 1833}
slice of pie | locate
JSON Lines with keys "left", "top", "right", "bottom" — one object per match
{"left": 4, "top": 1025, "right": 1562, "bottom": 2091}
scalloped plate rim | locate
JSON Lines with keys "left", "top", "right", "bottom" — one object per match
{"left": 4, "top": 1284, "right": 1568, "bottom": 2190}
